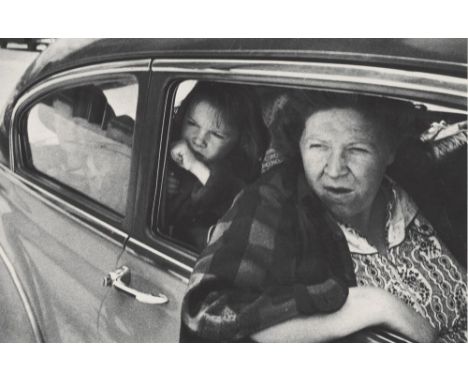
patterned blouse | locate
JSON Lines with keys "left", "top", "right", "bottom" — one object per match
{"left": 338, "top": 179, "right": 467, "bottom": 342}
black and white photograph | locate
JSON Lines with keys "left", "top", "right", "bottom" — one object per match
{"left": 0, "top": 1, "right": 467, "bottom": 380}
{"left": 0, "top": 36, "right": 466, "bottom": 343}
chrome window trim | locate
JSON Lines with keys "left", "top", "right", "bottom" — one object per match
{"left": 161, "top": 49, "right": 466, "bottom": 70}
{"left": 126, "top": 237, "right": 193, "bottom": 275}
{"left": 0, "top": 242, "right": 43, "bottom": 342}
{"left": 9, "top": 59, "right": 151, "bottom": 171}
{"left": 0, "top": 163, "right": 128, "bottom": 245}
{"left": 243, "top": 49, "right": 466, "bottom": 69}
{"left": 152, "top": 59, "right": 467, "bottom": 99}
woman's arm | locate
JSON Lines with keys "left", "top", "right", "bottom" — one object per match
{"left": 181, "top": 183, "right": 349, "bottom": 342}
{"left": 252, "top": 286, "right": 438, "bottom": 343}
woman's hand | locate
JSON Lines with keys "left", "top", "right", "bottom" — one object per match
{"left": 171, "top": 140, "right": 210, "bottom": 185}
{"left": 364, "top": 287, "right": 439, "bottom": 343}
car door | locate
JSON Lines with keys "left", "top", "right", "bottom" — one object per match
{"left": 96, "top": 60, "right": 301, "bottom": 342}
{"left": 0, "top": 59, "right": 151, "bottom": 342}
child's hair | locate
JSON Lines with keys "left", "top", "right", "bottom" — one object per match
{"left": 174, "top": 81, "right": 269, "bottom": 181}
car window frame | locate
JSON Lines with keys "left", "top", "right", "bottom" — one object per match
{"left": 126, "top": 58, "right": 467, "bottom": 273}
{"left": 9, "top": 59, "right": 151, "bottom": 234}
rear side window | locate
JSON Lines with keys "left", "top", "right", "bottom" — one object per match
{"left": 24, "top": 77, "right": 138, "bottom": 214}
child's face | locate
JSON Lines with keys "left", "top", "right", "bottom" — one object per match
{"left": 181, "top": 100, "right": 239, "bottom": 163}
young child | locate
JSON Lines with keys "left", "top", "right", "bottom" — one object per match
{"left": 166, "top": 82, "right": 269, "bottom": 251}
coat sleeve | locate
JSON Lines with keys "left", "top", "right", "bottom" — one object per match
{"left": 190, "top": 162, "right": 246, "bottom": 211}
{"left": 181, "top": 184, "right": 349, "bottom": 342}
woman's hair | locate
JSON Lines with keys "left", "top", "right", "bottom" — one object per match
{"left": 270, "top": 90, "right": 416, "bottom": 160}
{"left": 174, "top": 81, "right": 269, "bottom": 181}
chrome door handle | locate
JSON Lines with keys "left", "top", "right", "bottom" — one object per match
{"left": 103, "top": 266, "right": 168, "bottom": 305}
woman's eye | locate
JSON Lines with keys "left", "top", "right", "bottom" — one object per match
{"left": 349, "top": 147, "right": 369, "bottom": 154}
{"left": 308, "top": 143, "right": 325, "bottom": 150}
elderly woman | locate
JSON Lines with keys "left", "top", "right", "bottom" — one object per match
{"left": 181, "top": 91, "right": 466, "bottom": 343}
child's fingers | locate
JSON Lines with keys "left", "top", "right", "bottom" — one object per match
{"left": 171, "top": 147, "right": 184, "bottom": 165}
{"left": 167, "top": 172, "right": 180, "bottom": 195}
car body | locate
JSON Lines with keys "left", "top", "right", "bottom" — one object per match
{"left": 0, "top": 38, "right": 466, "bottom": 342}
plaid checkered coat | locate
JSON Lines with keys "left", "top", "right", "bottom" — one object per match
{"left": 181, "top": 161, "right": 355, "bottom": 342}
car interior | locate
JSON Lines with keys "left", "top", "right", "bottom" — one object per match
{"left": 159, "top": 80, "right": 467, "bottom": 270}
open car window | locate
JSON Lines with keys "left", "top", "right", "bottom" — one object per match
{"left": 153, "top": 80, "right": 467, "bottom": 267}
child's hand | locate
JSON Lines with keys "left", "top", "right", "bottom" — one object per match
{"left": 171, "top": 140, "right": 199, "bottom": 172}
{"left": 171, "top": 140, "right": 210, "bottom": 185}
{"left": 166, "top": 171, "right": 180, "bottom": 197}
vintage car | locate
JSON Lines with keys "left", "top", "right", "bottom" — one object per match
{"left": 0, "top": 38, "right": 466, "bottom": 342}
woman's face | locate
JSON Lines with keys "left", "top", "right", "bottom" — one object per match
{"left": 299, "top": 107, "right": 395, "bottom": 222}
{"left": 181, "top": 100, "right": 239, "bottom": 163}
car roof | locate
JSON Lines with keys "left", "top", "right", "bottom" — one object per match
{"left": 1, "top": 38, "right": 466, "bottom": 167}
{"left": 17, "top": 38, "right": 468, "bottom": 89}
